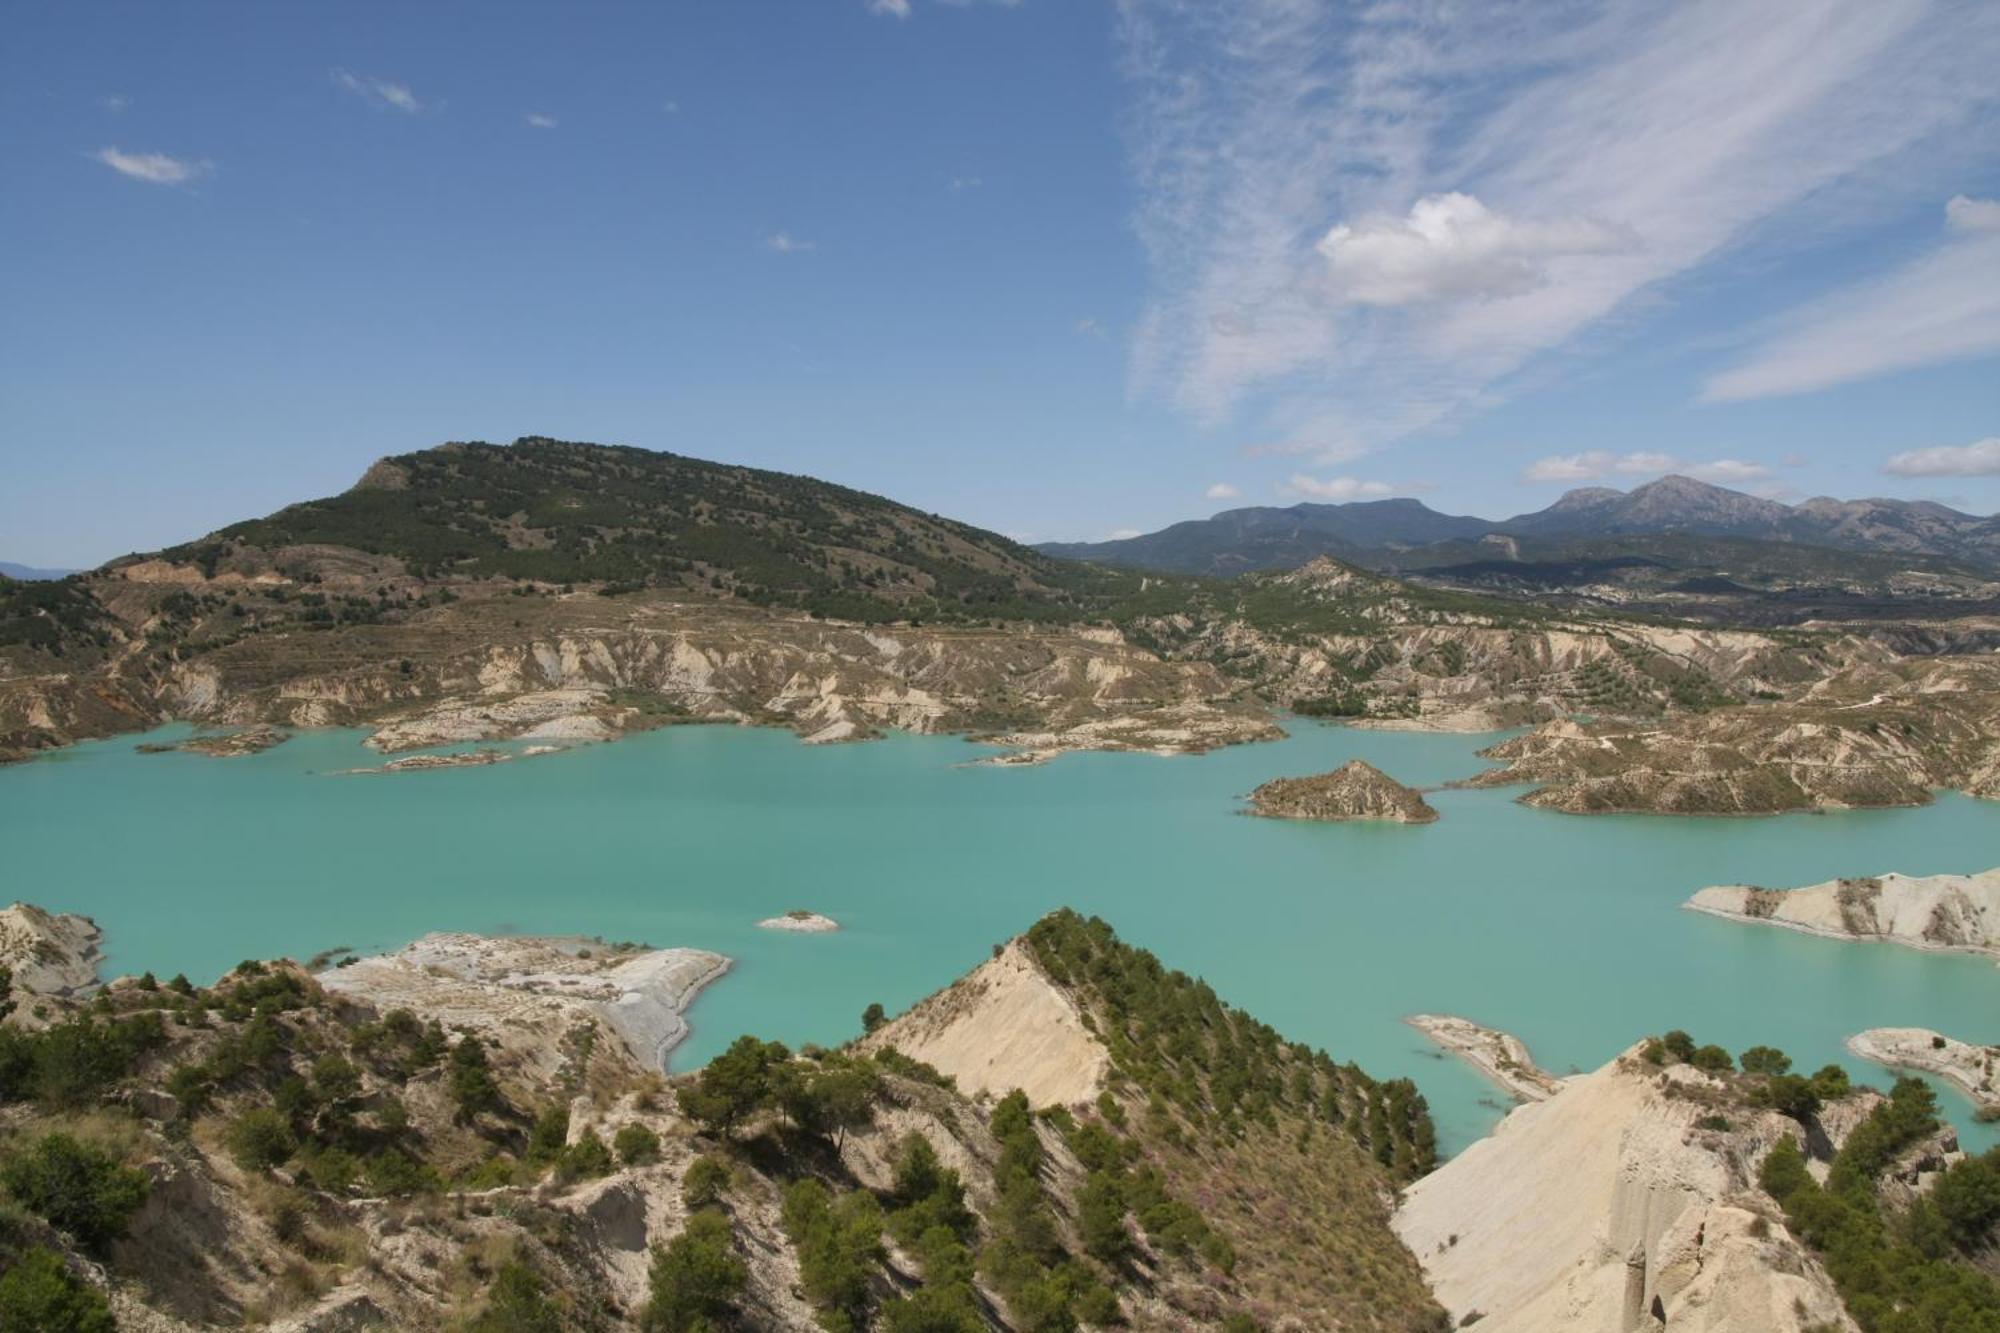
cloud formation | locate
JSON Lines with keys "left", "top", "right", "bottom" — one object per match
{"left": 766, "top": 231, "right": 816, "bottom": 254}
{"left": 524, "top": 112, "right": 558, "bottom": 129}
{"left": 1318, "top": 193, "right": 1631, "bottom": 307}
{"left": 331, "top": 69, "right": 424, "bottom": 113}
{"left": 1204, "top": 482, "right": 1241, "bottom": 500}
{"left": 1281, "top": 474, "right": 1394, "bottom": 501}
{"left": 1883, "top": 436, "right": 2000, "bottom": 477}
{"left": 1703, "top": 197, "right": 2000, "bottom": 402}
{"left": 1117, "top": 0, "right": 2000, "bottom": 447}
{"left": 868, "top": 0, "right": 912, "bottom": 15}
{"left": 1522, "top": 451, "right": 1771, "bottom": 484}
{"left": 94, "top": 147, "right": 211, "bottom": 186}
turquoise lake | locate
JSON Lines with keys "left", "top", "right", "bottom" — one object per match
{"left": 3, "top": 719, "right": 1996, "bottom": 1157}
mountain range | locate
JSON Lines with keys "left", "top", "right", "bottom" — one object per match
{"left": 0, "top": 561, "right": 77, "bottom": 581}
{"left": 1039, "top": 475, "right": 2000, "bottom": 575}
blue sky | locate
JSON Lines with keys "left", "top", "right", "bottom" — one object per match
{"left": 3, "top": 0, "right": 1998, "bottom": 568}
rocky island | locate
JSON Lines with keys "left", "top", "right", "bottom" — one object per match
{"left": 135, "top": 724, "right": 289, "bottom": 758}
{"left": 318, "top": 932, "right": 730, "bottom": 1079}
{"left": 1407, "top": 1014, "right": 1565, "bottom": 1102}
{"left": 1248, "top": 758, "right": 1438, "bottom": 823}
{"left": 1848, "top": 1027, "right": 2000, "bottom": 1119}
{"left": 1685, "top": 867, "right": 2000, "bottom": 962}
{"left": 756, "top": 910, "right": 839, "bottom": 933}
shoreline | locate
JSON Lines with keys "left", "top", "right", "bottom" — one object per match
{"left": 1406, "top": 1013, "right": 1566, "bottom": 1104}
{"left": 1847, "top": 1028, "right": 2000, "bottom": 1119}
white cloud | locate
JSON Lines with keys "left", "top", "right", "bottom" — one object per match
{"left": 663, "top": 100, "right": 680, "bottom": 114}
{"left": 331, "top": 68, "right": 424, "bottom": 113}
{"left": 1703, "top": 197, "right": 2000, "bottom": 402}
{"left": 1280, "top": 474, "right": 1394, "bottom": 501}
{"left": 1117, "top": 0, "right": 2000, "bottom": 442}
{"left": 524, "top": 112, "right": 558, "bottom": 129}
{"left": 1521, "top": 451, "right": 1770, "bottom": 484}
{"left": 868, "top": 0, "right": 912, "bottom": 15}
{"left": 949, "top": 175, "right": 982, "bottom": 191}
{"left": 1318, "top": 193, "right": 1632, "bottom": 307}
{"left": 766, "top": 231, "right": 816, "bottom": 253}
{"left": 93, "top": 147, "right": 211, "bottom": 186}
{"left": 1945, "top": 194, "right": 2000, "bottom": 234}
{"left": 1075, "top": 317, "right": 1108, "bottom": 340}
{"left": 101, "top": 94, "right": 128, "bottom": 114}
{"left": 1205, "top": 482, "right": 1242, "bottom": 500}
{"left": 1883, "top": 436, "right": 2000, "bottom": 477}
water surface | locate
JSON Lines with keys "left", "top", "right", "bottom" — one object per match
{"left": 4, "top": 719, "right": 1995, "bottom": 1155}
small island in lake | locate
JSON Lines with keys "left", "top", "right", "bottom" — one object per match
{"left": 1249, "top": 759, "right": 1438, "bottom": 824}
{"left": 757, "top": 910, "right": 840, "bottom": 933}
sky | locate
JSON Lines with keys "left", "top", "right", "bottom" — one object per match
{"left": 3, "top": 0, "right": 1998, "bottom": 569}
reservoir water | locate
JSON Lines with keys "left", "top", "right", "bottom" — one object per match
{"left": 3, "top": 719, "right": 1995, "bottom": 1156}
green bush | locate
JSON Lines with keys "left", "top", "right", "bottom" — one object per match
{"left": 614, "top": 1122, "right": 661, "bottom": 1167}
{"left": 1740, "top": 1045, "right": 1792, "bottom": 1076}
{"left": 0, "top": 1247, "right": 115, "bottom": 1333}
{"left": 645, "top": 1209, "right": 746, "bottom": 1332}
{"left": 229, "top": 1107, "right": 298, "bottom": 1170}
{"left": 560, "top": 1129, "right": 614, "bottom": 1180}
{"left": 1, "top": 1133, "right": 150, "bottom": 1252}
{"left": 1689, "top": 1045, "right": 1734, "bottom": 1074}
{"left": 781, "top": 1178, "right": 886, "bottom": 1327}
{"left": 465, "top": 1260, "right": 564, "bottom": 1333}
{"left": 681, "top": 1154, "right": 730, "bottom": 1210}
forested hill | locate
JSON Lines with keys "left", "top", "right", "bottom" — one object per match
{"left": 165, "top": 436, "right": 1108, "bottom": 625}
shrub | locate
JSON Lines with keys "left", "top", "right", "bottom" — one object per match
{"left": 862, "top": 1003, "right": 887, "bottom": 1034}
{"left": 229, "top": 1107, "right": 298, "bottom": 1170}
{"left": 1739, "top": 1045, "right": 1792, "bottom": 1076}
{"left": 466, "top": 1260, "right": 564, "bottom": 1333}
{"left": 681, "top": 1154, "right": 730, "bottom": 1210}
{"left": 1660, "top": 1031, "right": 1697, "bottom": 1062}
{"left": 675, "top": 1036, "right": 788, "bottom": 1137}
{"left": 1077, "top": 1170, "right": 1132, "bottom": 1264}
{"left": 561, "top": 1129, "right": 614, "bottom": 1180}
{"left": 782, "top": 1178, "right": 886, "bottom": 1326}
{"left": 614, "top": 1122, "right": 661, "bottom": 1167}
{"left": 0, "top": 1247, "right": 116, "bottom": 1333}
{"left": 1688, "top": 1045, "right": 1734, "bottom": 1074}
{"left": 0, "top": 1133, "right": 150, "bottom": 1252}
{"left": 645, "top": 1210, "right": 746, "bottom": 1332}
{"left": 526, "top": 1104, "right": 571, "bottom": 1166}
{"left": 449, "top": 1035, "right": 504, "bottom": 1122}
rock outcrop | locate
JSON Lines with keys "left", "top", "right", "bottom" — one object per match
{"left": 1248, "top": 759, "right": 1438, "bottom": 823}
{"left": 1407, "top": 1014, "right": 1565, "bottom": 1102}
{"left": 318, "top": 933, "right": 729, "bottom": 1079}
{"left": 0, "top": 901, "right": 103, "bottom": 996}
{"left": 1685, "top": 867, "right": 2000, "bottom": 962}
{"left": 856, "top": 938, "right": 1109, "bottom": 1107}
{"left": 1848, "top": 1027, "right": 2000, "bottom": 1118}
{"left": 756, "top": 911, "right": 839, "bottom": 933}
{"left": 1395, "top": 1044, "right": 1856, "bottom": 1332}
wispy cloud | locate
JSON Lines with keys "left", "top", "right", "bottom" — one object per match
{"left": 93, "top": 147, "right": 211, "bottom": 186}
{"left": 101, "top": 94, "right": 128, "bottom": 114}
{"left": 524, "top": 112, "right": 558, "bottom": 129}
{"left": 766, "top": 231, "right": 817, "bottom": 254}
{"left": 331, "top": 68, "right": 425, "bottom": 114}
{"left": 1522, "top": 451, "right": 1771, "bottom": 484}
{"left": 1280, "top": 474, "right": 1395, "bottom": 501}
{"left": 1075, "top": 318, "right": 1108, "bottom": 341}
{"left": 1702, "top": 196, "right": 2000, "bottom": 402}
{"left": 1884, "top": 436, "right": 2000, "bottom": 477}
{"left": 1204, "top": 482, "right": 1242, "bottom": 500}
{"left": 1117, "top": 0, "right": 2000, "bottom": 454}
{"left": 867, "top": 0, "right": 912, "bottom": 16}
{"left": 949, "top": 175, "right": 982, "bottom": 192}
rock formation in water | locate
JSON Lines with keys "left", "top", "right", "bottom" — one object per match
{"left": 318, "top": 933, "right": 729, "bottom": 1080}
{"left": 1407, "top": 1014, "right": 1565, "bottom": 1102}
{"left": 756, "top": 910, "right": 839, "bottom": 933}
{"left": 1248, "top": 758, "right": 1439, "bottom": 823}
{"left": 0, "top": 901, "right": 102, "bottom": 998}
{"left": 1848, "top": 1027, "right": 2000, "bottom": 1118}
{"left": 1685, "top": 867, "right": 2000, "bottom": 962}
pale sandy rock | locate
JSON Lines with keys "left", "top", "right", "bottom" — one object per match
{"left": 757, "top": 911, "right": 840, "bottom": 933}
{"left": 365, "top": 686, "right": 612, "bottom": 751}
{"left": 319, "top": 934, "right": 730, "bottom": 1078}
{"left": 0, "top": 901, "right": 103, "bottom": 995}
{"left": 1848, "top": 1027, "right": 2000, "bottom": 1117}
{"left": 1407, "top": 1014, "right": 1565, "bottom": 1102}
{"left": 1395, "top": 1046, "right": 1853, "bottom": 1333}
{"left": 1249, "top": 759, "right": 1438, "bottom": 823}
{"left": 1686, "top": 868, "right": 2000, "bottom": 963}
{"left": 856, "top": 938, "right": 1109, "bottom": 1107}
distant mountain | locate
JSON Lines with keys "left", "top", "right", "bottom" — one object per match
{"left": 1040, "top": 476, "right": 2000, "bottom": 574}
{"left": 1038, "top": 498, "right": 1492, "bottom": 574}
{"left": 0, "top": 561, "right": 79, "bottom": 581}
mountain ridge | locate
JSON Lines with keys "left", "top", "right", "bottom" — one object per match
{"left": 1041, "top": 474, "right": 2000, "bottom": 575}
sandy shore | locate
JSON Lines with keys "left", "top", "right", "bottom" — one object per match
{"left": 1848, "top": 1027, "right": 2000, "bottom": 1119}
{"left": 1407, "top": 1014, "right": 1566, "bottom": 1103}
